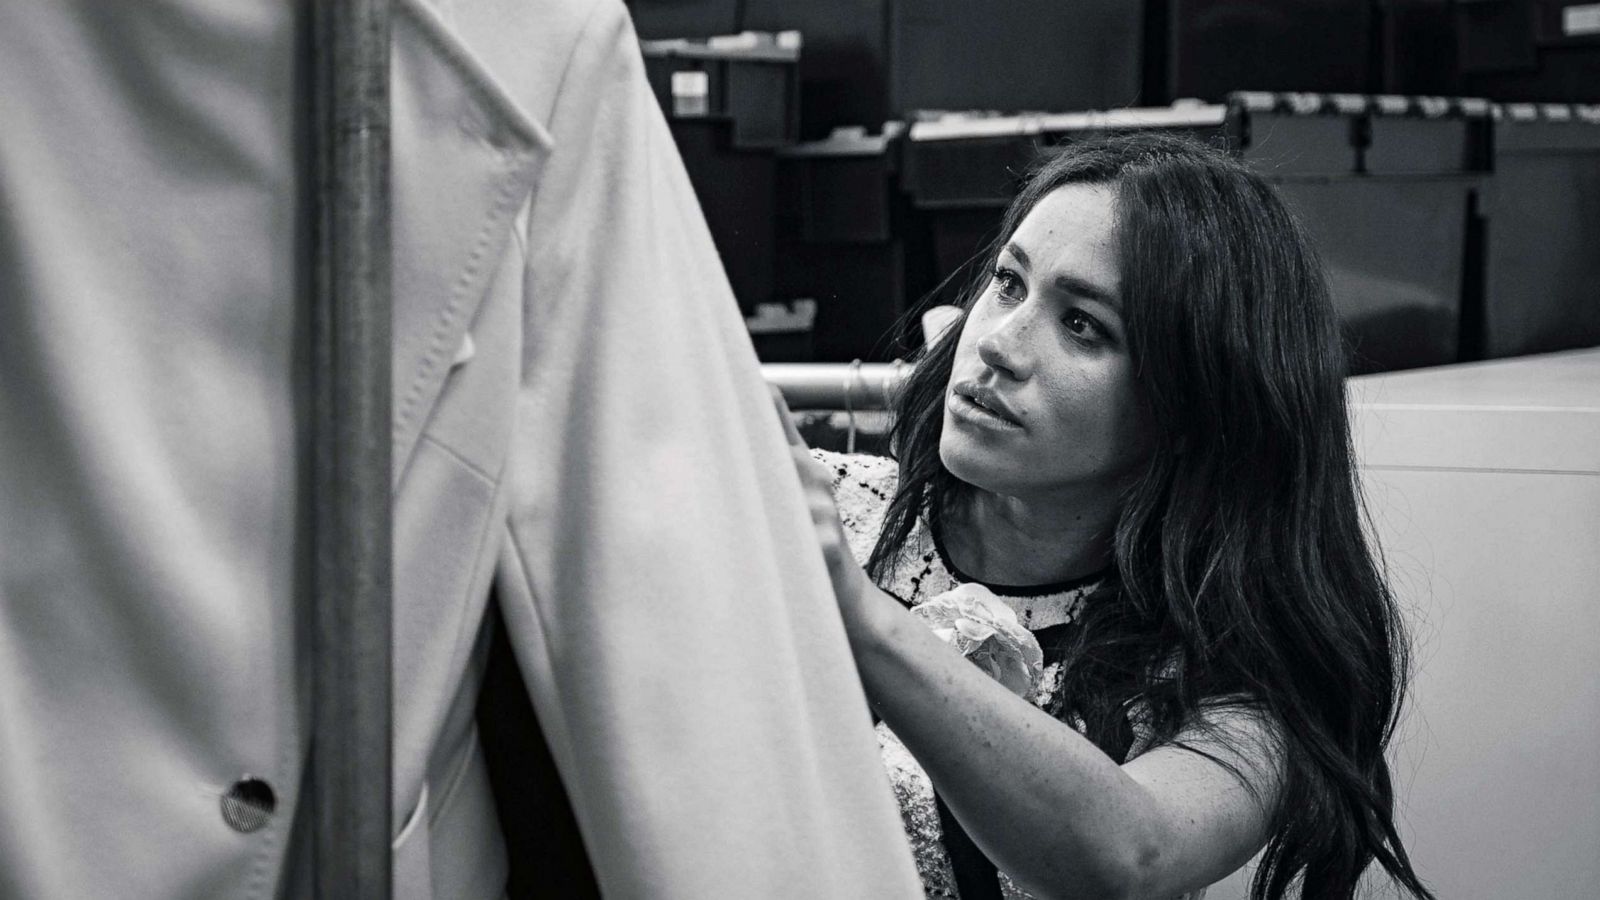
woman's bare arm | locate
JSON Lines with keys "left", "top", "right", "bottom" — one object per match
{"left": 852, "top": 588, "right": 1281, "bottom": 899}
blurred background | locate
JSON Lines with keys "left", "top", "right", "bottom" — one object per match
{"left": 625, "top": 2, "right": 1600, "bottom": 897}
{"left": 626, "top": 0, "right": 1599, "bottom": 373}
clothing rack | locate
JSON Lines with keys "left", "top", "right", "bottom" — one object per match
{"left": 762, "top": 361, "right": 913, "bottom": 411}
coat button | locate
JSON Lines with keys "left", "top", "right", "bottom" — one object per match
{"left": 220, "top": 776, "right": 277, "bottom": 833}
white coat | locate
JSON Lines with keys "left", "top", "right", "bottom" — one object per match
{"left": 0, "top": 0, "right": 920, "bottom": 897}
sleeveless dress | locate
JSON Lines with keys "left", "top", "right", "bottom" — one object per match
{"left": 816, "top": 450, "right": 1206, "bottom": 900}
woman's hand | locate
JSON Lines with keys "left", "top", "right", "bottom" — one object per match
{"left": 769, "top": 387, "right": 877, "bottom": 640}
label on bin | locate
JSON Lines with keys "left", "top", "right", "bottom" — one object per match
{"left": 1505, "top": 103, "right": 1539, "bottom": 122}
{"left": 1563, "top": 4, "right": 1600, "bottom": 36}
{"left": 1283, "top": 92, "right": 1324, "bottom": 115}
{"left": 746, "top": 299, "right": 816, "bottom": 334}
{"left": 1416, "top": 96, "right": 1451, "bottom": 118}
{"left": 1374, "top": 95, "right": 1410, "bottom": 116}
{"left": 671, "top": 70, "right": 710, "bottom": 117}
{"left": 1330, "top": 94, "right": 1369, "bottom": 115}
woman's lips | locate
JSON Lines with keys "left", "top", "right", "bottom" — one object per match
{"left": 949, "top": 390, "right": 1023, "bottom": 430}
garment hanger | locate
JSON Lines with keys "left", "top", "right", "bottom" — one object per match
{"left": 843, "top": 358, "right": 862, "bottom": 453}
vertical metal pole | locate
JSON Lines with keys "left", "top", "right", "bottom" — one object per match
{"left": 309, "top": 1, "right": 392, "bottom": 897}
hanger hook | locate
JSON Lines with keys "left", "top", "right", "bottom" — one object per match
{"left": 844, "top": 358, "right": 863, "bottom": 453}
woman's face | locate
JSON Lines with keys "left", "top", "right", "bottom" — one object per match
{"left": 940, "top": 183, "right": 1153, "bottom": 502}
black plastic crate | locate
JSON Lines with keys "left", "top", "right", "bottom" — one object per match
{"left": 1226, "top": 92, "right": 1364, "bottom": 175}
{"left": 776, "top": 125, "right": 902, "bottom": 243}
{"left": 774, "top": 239, "right": 909, "bottom": 364}
{"left": 1479, "top": 102, "right": 1600, "bottom": 359}
{"left": 888, "top": 0, "right": 1142, "bottom": 118}
{"left": 1277, "top": 176, "right": 1478, "bottom": 373}
{"left": 1363, "top": 95, "right": 1494, "bottom": 175}
{"left": 1160, "top": 0, "right": 1379, "bottom": 102}
{"left": 900, "top": 117, "right": 1041, "bottom": 209}
{"left": 668, "top": 119, "right": 778, "bottom": 315}
{"left": 773, "top": 125, "right": 927, "bottom": 363}
{"left": 746, "top": 299, "right": 816, "bottom": 363}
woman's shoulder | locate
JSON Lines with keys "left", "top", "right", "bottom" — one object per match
{"left": 809, "top": 449, "right": 899, "bottom": 565}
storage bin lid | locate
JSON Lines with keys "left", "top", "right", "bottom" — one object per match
{"left": 1493, "top": 103, "right": 1600, "bottom": 152}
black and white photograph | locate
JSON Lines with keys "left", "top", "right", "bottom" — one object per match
{"left": 2, "top": 1, "right": 1597, "bottom": 898}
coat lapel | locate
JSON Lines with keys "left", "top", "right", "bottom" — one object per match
{"left": 390, "top": 0, "right": 551, "bottom": 486}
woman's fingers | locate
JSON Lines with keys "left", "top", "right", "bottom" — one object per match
{"left": 785, "top": 446, "right": 868, "bottom": 609}
{"left": 791, "top": 443, "right": 832, "bottom": 497}
{"left": 766, "top": 387, "right": 867, "bottom": 607}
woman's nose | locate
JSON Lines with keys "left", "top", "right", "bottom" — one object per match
{"left": 975, "top": 313, "right": 1033, "bottom": 381}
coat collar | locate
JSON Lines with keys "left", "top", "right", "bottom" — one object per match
{"left": 389, "top": 0, "right": 551, "bottom": 486}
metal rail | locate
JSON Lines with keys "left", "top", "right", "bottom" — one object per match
{"left": 308, "top": 1, "right": 392, "bottom": 897}
{"left": 762, "top": 362, "right": 913, "bottom": 410}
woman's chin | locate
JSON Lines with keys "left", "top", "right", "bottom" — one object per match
{"left": 939, "top": 432, "right": 1014, "bottom": 496}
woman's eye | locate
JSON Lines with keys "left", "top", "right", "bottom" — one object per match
{"left": 991, "top": 267, "right": 1024, "bottom": 300}
{"left": 1062, "top": 309, "right": 1102, "bottom": 339}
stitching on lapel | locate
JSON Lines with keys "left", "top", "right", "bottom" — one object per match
{"left": 395, "top": 0, "right": 553, "bottom": 152}
{"left": 392, "top": 169, "right": 527, "bottom": 457}
{"left": 389, "top": 0, "right": 551, "bottom": 482}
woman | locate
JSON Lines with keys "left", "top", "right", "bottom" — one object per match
{"left": 783, "top": 134, "right": 1435, "bottom": 899}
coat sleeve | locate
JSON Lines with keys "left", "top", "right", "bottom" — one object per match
{"left": 491, "top": 2, "right": 921, "bottom": 897}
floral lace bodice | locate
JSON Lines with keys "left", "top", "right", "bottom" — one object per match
{"left": 815, "top": 450, "right": 1204, "bottom": 900}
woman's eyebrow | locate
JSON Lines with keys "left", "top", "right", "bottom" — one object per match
{"left": 1005, "top": 240, "right": 1120, "bottom": 311}
{"left": 1053, "top": 272, "right": 1121, "bottom": 311}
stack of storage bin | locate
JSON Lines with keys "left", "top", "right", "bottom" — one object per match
{"left": 873, "top": 94, "right": 1500, "bottom": 374}
{"left": 639, "top": 32, "right": 800, "bottom": 329}
{"left": 1233, "top": 91, "right": 1492, "bottom": 373}
{"left": 638, "top": 24, "right": 1595, "bottom": 373}
{"left": 773, "top": 125, "right": 912, "bottom": 362}
{"left": 899, "top": 113, "right": 1044, "bottom": 288}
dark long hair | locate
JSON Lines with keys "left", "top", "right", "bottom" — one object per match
{"left": 870, "top": 133, "right": 1433, "bottom": 900}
